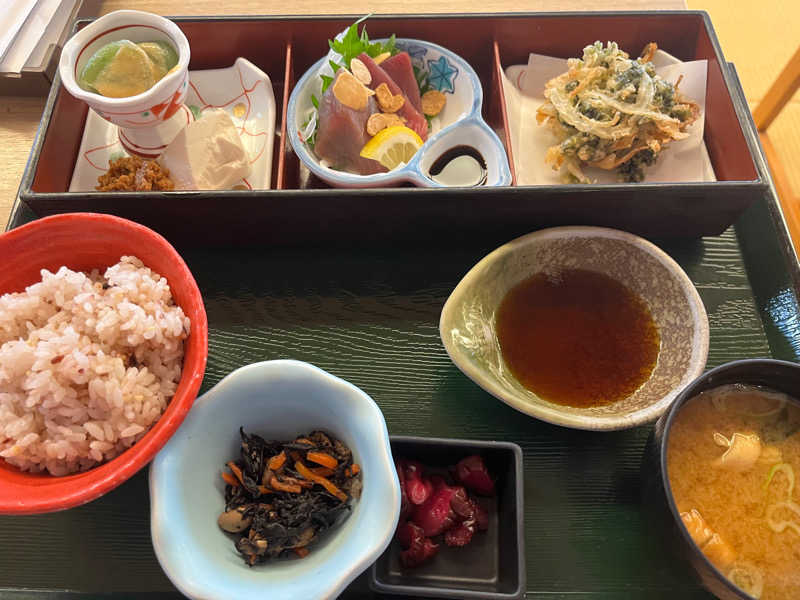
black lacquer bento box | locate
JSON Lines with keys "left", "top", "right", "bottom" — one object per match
{"left": 14, "top": 11, "right": 768, "bottom": 247}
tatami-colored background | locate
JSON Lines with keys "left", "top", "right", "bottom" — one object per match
{"left": 689, "top": 0, "right": 800, "bottom": 196}
{"left": 0, "top": 1, "right": 797, "bottom": 228}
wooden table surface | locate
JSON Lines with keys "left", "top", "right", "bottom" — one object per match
{"left": 0, "top": 0, "right": 686, "bottom": 229}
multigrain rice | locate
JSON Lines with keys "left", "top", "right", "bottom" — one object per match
{"left": 0, "top": 256, "right": 190, "bottom": 475}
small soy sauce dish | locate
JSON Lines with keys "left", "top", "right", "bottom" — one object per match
{"left": 288, "top": 38, "right": 512, "bottom": 189}
{"left": 370, "top": 436, "right": 526, "bottom": 599}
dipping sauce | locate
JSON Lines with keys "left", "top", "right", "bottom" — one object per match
{"left": 495, "top": 268, "right": 660, "bottom": 408}
{"left": 428, "top": 145, "right": 487, "bottom": 186}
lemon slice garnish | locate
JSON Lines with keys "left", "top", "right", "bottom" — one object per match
{"left": 359, "top": 126, "right": 423, "bottom": 171}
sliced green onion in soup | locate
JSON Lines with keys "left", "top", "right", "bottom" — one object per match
{"left": 766, "top": 501, "right": 800, "bottom": 536}
{"left": 763, "top": 462, "right": 795, "bottom": 497}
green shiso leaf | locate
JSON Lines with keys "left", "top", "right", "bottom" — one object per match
{"left": 326, "top": 15, "right": 397, "bottom": 76}
{"left": 305, "top": 16, "right": 401, "bottom": 148}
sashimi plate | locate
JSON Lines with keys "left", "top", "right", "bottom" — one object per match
{"left": 69, "top": 57, "right": 276, "bottom": 192}
{"left": 288, "top": 37, "right": 511, "bottom": 188}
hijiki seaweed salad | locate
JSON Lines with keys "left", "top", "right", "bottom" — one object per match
{"left": 536, "top": 41, "right": 701, "bottom": 183}
{"left": 299, "top": 17, "right": 447, "bottom": 174}
{"left": 218, "top": 429, "right": 362, "bottom": 565}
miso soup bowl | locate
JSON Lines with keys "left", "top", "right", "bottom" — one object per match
{"left": 440, "top": 226, "right": 709, "bottom": 431}
{"left": 643, "top": 359, "right": 800, "bottom": 600}
{"left": 150, "top": 360, "right": 401, "bottom": 600}
{"left": 288, "top": 38, "right": 512, "bottom": 188}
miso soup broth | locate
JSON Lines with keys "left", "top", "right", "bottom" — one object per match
{"left": 667, "top": 384, "right": 800, "bottom": 599}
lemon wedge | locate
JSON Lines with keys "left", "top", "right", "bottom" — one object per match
{"left": 359, "top": 126, "right": 423, "bottom": 170}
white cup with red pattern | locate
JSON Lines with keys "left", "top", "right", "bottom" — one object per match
{"left": 59, "top": 10, "right": 193, "bottom": 158}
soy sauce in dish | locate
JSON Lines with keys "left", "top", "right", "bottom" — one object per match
{"left": 495, "top": 268, "right": 660, "bottom": 408}
{"left": 428, "top": 145, "right": 487, "bottom": 186}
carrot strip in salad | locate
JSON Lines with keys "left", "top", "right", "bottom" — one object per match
{"left": 295, "top": 460, "right": 348, "bottom": 502}
{"left": 268, "top": 451, "right": 286, "bottom": 471}
{"left": 222, "top": 471, "right": 240, "bottom": 487}
{"left": 307, "top": 451, "right": 338, "bottom": 469}
{"left": 310, "top": 466, "right": 335, "bottom": 477}
{"left": 227, "top": 461, "right": 245, "bottom": 485}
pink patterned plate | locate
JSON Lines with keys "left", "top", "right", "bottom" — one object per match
{"left": 69, "top": 57, "right": 276, "bottom": 192}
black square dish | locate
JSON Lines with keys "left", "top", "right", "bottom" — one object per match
{"left": 370, "top": 436, "right": 525, "bottom": 599}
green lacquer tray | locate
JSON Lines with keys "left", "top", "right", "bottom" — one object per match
{"left": 2, "top": 65, "right": 799, "bottom": 598}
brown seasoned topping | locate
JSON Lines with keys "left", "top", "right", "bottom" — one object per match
{"left": 421, "top": 90, "right": 447, "bottom": 117}
{"left": 375, "top": 82, "right": 405, "bottom": 113}
{"left": 96, "top": 156, "right": 174, "bottom": 192}
{"left": 366, "top": 113, "right": 386, "bottom": 136}
{"left": 366, "top": 112, "right": 406, "bottom": 136}
{"left": 332, "top": 69, "right": 370, "bottom": 111}
{"left": 349, "top": 58, "right": 371, "bottom": 85}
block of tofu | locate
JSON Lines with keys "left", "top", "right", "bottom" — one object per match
{"left": 158, "top": 108, "right": 251, "bottom": 190}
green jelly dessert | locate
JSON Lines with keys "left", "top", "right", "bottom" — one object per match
{"left": 79, "top": 40, "right": 179, "bottom": 98}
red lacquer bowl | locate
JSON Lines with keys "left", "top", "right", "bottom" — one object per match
{"left": 0, "top": 213, "right": 208, "bottom": 514}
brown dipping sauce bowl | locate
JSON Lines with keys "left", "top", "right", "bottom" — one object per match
{"left": 642, "top": 359, "right": 800, "bottom": 600}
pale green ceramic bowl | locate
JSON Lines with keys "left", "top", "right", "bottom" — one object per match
{"left": 439, "top": 226, "right": 709, "bottom": 431}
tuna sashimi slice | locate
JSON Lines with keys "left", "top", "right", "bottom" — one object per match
{"left": 379, "top": 52, "right": 422, "bottom": 112}
{"left": 357, "top": 52, "right": 428, "bottom": 141}
{"left": 313, "top": 85, "right": 386, "bottom": 175}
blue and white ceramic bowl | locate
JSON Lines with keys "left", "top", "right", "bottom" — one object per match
{"left": 288, "top": 38, "right": 512, "bottom": 188}
{"left": 149, "top": 360, "right": 401, "bottom": 600}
